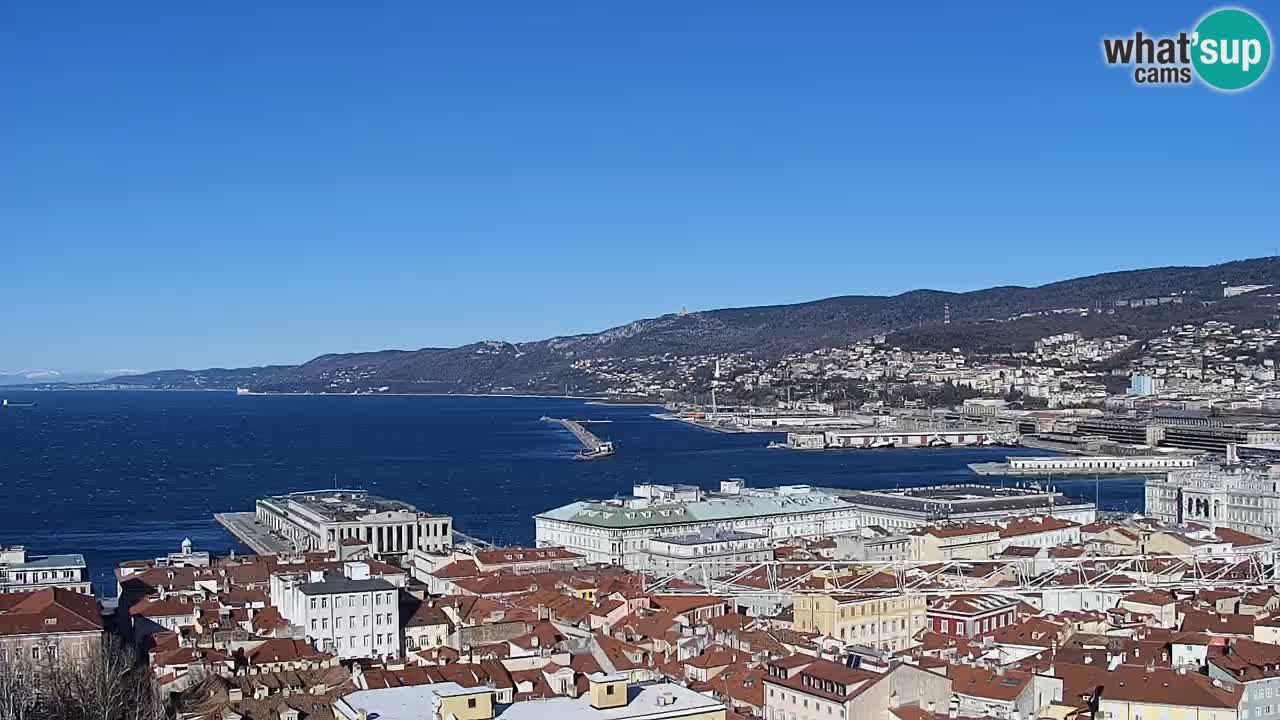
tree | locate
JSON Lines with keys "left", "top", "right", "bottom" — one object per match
{"left": 0, "top": 638, "right": 166, "bottom": 720}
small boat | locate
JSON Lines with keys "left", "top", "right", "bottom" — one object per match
{"left": 927, "top": 435, "right": 952, "bottom": 448}
{"left": 869, "top": 438, "right": 895, "bottom": 449}
{"left": 1, "top": 399, "right": 36, "bottom": 408}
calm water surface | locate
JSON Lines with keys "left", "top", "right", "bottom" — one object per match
{"left": 0, "top": 391, "right": 1145, "bottom": 594}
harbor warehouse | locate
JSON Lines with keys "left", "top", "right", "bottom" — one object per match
{"left": 534, "top": 481, "right": 859, "bottom": 567}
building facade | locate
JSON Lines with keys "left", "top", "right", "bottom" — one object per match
{"left": 763, "top": 656, "right": 951, "bottom": 720}
{"left": 0, "top": 588, "right": 104, "bottom": 666}
{"left": 836, "top": 485, "right": 1096, "bottom": 531}
{"left": 640, "top": 529, "right": 773, "bottom": 578}
{"left": 1145, "top": 467, "right": 1280, "bottom": 538}
{"left": 927, "top": 595, "right": 1019, "bottom": 638}
{"left": 535, "top": 482, "right": 859, "bottom": 567}
{"left": 1004, "top": 455, "right": 1196, "bottom": 474}
{"left": 792, "top": 592, "right": 926, "bottom": 652}
{"left": 0, "top": 546, "right": 92, "bottom": 594}
{"left": 255, "top": 490, "right": 453, "bottom": 560}
{"left": 270, "top": 561, "right": 402, "bottom": 660}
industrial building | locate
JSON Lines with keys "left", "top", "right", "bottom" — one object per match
{"left": 255, "top": 490, "right": 453, "bottom": 560}
{"left": 534, "top": 481, "right": 860, "bottom": 567}
{"left": 1072, "top": 417, "right": 1280, "bottom": 454}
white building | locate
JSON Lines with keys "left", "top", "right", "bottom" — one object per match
{"left": 639, "top": 529, "right": 773, "bottom": 578}
{"left": 535, "top": 481, "right": 859, "bottom": 567}
{"left": 1004, "top": 455, "right": 1196, "bottom": 474}
{"left": 270, "top": 561, "right": 402, "bottom": 660}
{"left": 1146, "top": 466, "right": 1280, "bottom": 538}
{"left": 0, "top": 546, "right": 92, "bottom": 594}
{"left": 836, "top": 485, "right": 1096, "bottom": 531}
{"left": 256, "top": 490, "right": 453, "bottom": 560}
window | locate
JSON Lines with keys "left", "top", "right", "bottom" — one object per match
{"left": 311, "top": 619, "right": 317, "bottom": 631}
{"left": 468, "top": 699, "right": 478, "bottom": 709}
{"left": 310, "top": 598, "right": 317, "bottom": 610}
{"left": 607, "top": 686, "right": 615, "bottom": 696}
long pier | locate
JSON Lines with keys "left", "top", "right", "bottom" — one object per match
{"left": 543, "top": 416, "right": 615, "bottom": 459}
{"left": 215, "top": 512, "right": 295, "bottom": 554}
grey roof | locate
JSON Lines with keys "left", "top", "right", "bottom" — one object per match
{"left": 536, "top": 489, "right": 854, "bottom": 529}
{"left": 834, "top": 484, "right": 1092, "bottom": 515}
{"left": 2, "top": 554, "right": 86, "bottom": 569}
{"left": 652, "top": 530, "right": 766, "bottom": 545}
{"left": 264, "top": 490, "right": 444, "bottom": 522}
{"left": 298, "top": 577, "right": 395, "bottom": 595}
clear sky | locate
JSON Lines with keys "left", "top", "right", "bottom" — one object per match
{"left": 2, "top": 1, "right": 1276, "bottom": 372}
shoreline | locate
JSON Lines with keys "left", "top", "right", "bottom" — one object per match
{"left": 9, "top": 387, "right": 614, "bottom": 401}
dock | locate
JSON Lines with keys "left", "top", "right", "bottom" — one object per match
{"left": 214, "top": 512, "right": 295, "bottom": 554}
{"left": 543, "top": 416, "right": 616, "bottom": 460}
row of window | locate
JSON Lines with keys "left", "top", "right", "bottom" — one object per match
{"left": 309, "top": 612, "right": 394, "bottom": 632}
{"left": 0, "top": 645, "right": 59, "bottom": 662}
{"left": 326, "top": 633, "right": 393, "bottom": 651}
{"left": 767, "top": 688, "right": 846, "bottom": 718}
{"left": 0, "top": 569, "right": 79, "bottom": 584}
{"left": 309, "top": 592, "right": 394, "bottom": 611}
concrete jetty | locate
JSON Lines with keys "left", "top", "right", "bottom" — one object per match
{"left": 214, "top": 512, "right": 295, "bottom": 554}
{"left": 543, "top": 416, "right": 616, "bottom": 459}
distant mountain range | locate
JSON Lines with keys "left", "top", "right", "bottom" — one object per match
{"left": 97, "top": 257, "right": 1280, "bottom": 395}
{"left": 0, "top": 369, "right": 141, "bottom": 386}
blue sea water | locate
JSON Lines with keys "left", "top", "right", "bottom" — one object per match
{"left": 0, "top": 390, "right": 1148, "bottom": 595}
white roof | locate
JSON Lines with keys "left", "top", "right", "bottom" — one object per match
{"left": 336, "top": 681, "right": 722, "bottom": 720}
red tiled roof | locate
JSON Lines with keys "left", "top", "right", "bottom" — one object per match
{"left": 0, "top": 588, "right": 103, "bottom": 637}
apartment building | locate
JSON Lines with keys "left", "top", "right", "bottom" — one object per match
{"left": 0, "top": 546, "right": 92, "bottom": 594}
{"left": 909, "top": 524, "right": 1001, "bottom": 561}
{"left": 763, "top": 656, "right": 950, "bottom": 720}
{"left": 270, "top": 561, "right": 402, "bottom": 660}
{"left": 0, "top": 588, "right": 104, "bottom": 665}
{"left": 792, "top": 592, "right": 926, "bottom": 652}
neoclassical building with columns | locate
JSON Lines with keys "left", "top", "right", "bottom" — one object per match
{"left": 256, "top": 490, "right": 452, "bottom": 560}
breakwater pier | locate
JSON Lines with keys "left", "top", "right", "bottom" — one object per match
{"left": 542, "top": 416, "right": 616, "bottom": 460}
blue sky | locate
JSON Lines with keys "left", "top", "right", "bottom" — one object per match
{"left": 2, "top": 1, "right": 1276, "bottom": 371}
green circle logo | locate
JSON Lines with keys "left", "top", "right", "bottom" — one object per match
{"left": 1192, "top": 8, "right": 1271, "bottom": 91}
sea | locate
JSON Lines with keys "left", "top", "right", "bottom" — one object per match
{"left": 0, "top": 390, "right": 1149, "bottom": 595}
